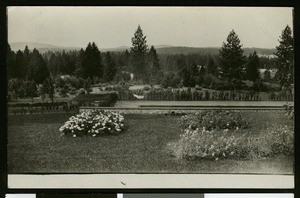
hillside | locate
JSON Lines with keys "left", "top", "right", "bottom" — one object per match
{"left": 9, "top": 42, "right": 81, "bottom": 53}
{"left": 9, "top": 42, "right": 276, "bottom": 56}
{"left": 156, "top": 46, "right": 276, "bottom": 56}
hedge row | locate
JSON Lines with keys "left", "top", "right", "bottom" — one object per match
{"left": 118, "top": 90, "right": 293, "bottom": 101}
{"left": 72, "top": 93, "right": 118, "bottom": 106}
{"left": 8, "top": 104, "right": 79, "bottom": 115}
{"left": 8, "top": 102, "right": 68, "bottom": 108}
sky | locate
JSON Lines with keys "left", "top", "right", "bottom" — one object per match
{"left": 7, "top": 7, "right": 293, "bottom": 49}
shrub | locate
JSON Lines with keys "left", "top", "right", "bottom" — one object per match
{"left": 143, "top": 85, "right": 151, "bottom": 91}
{"left": 69, "top": 87, "right": 77, "bottom": 95}
{"left": 283, "top": 103, "right": 294, "bottom": 119}
{"left": 72, "top": 92, "right": 118, "bottom": 107}
{"left": 167, "top": 127, "right": 248, "bottom": 160}
{"left": 8, "top": 78, "right": 38, "bottom": 99}
{"left": 59, "top": 110, "right": 125, "bottom": 137}
{"left": 161, "top": 73, "right": 181, "bottom": 88}
{"left": 262, "top": 82, "right": 281, "bottom": 92}
{"left": 169, "top": 110, "right": 293, "bottom": 161}
{"left": 77, "top": 88, "right": 86, "bottom": 95}
{"left": 248, "top": 124, "right": 294, "bottom": 157}
{"left": 180, "top": 110, "right": 249, "bottom": 131}
{"left": 167, "top": 110, "right": 251, "bottom": 160}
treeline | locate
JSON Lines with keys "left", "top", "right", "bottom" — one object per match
{"left": 7, "top": 44, "right": 277, "bottom": 86}
{"left": 7, "top": 25, "right": 293, "bottom": 97}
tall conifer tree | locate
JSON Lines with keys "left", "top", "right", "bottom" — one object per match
{"left": 219, "top": 30, "right": 246, "bottom": 80}
{"left": 275, "top": 25, "right": 294, "bottom": 90}
{"left": 246, "top": 51, "right": 260, "bottom": 82}
{"left": 130, "top": 25, "right": 148, "bottom": 81}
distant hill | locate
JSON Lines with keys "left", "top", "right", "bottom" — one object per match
{"left": 9, "top": 42, "right": 81, "bottom": 53}
{"left": 99, "top": 45, "right": 173, "bottom": 52}
{"left": 102, "top": 46, "right": 276, "bottom": 56}
{"left": 9, "top": 42, "right": 276, "bottom": 56}
{"left": 156, "top": 46, "right": 276, "bottom": 56}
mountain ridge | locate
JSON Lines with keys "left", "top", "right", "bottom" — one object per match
{"left": 9, "top": 42, "right": 276, "bottom": 56}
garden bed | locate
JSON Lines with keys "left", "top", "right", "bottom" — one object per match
{"left": 7, "top": 112, "right": 293, "bottom": 174}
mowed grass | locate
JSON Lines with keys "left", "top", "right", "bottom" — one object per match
{"left": 8, "top": 112, "right": 293, "bottom": 174}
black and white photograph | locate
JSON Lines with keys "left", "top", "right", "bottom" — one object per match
{"left": 6, "top": 6, "right": 294, "bottom": 188}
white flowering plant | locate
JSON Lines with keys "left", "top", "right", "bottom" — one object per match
{"left": 59, "top": 110, "right": 125, "bottom": 137}
{"left": 169, "top": 110, "right": 293, "bottom": 161}
{"left": 248, "top": 123, "right": 294, "bottom": 157}
{"left": 167, "top": 127, "right": 248, "bottom": 160}
{"left": 181, "top": 110, "right": 249, "bottom": 131}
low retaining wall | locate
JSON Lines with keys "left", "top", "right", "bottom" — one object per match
{"left": 79, "top": 106, "right": 286, "bottom": 114}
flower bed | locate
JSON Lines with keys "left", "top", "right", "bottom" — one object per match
{"left": 180, "top": 110, "right": 249, "bottom": 130}
{"left": 248, "top": 124, "right": 294, "bottom": 157}
{"left": 167, "top": 110, "right": 294, "bottom": 160}
{"left": 60, "top": 110, "right": 125, "bottom": 137}
{"left": 167, "top": 127, "right": 248, "bottom": 160}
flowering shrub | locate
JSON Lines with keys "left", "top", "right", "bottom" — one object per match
{"left": 181, "top": 110, "right": 249, "bottom": 131}
{"left": 248, "top": 124, "right": 294, "bottom": 157}
{"left": 59, "top": 110, "right": 125, "bottom": 137}
{"left": 167, "top": 127, "right": 248, "bottom": 160}
{"left": 168, "top": 110, "right": 293, "bottom": 161}
{"left": 283, "top": 103, "right": 294, "bottom": 119}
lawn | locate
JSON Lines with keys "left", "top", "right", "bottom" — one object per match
{"left": 7, "top": 112, "right": 293, "bottom": 174}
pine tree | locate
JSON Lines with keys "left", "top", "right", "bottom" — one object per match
{"left": 7, "top": 43, "right": 16, "bottom": 79}
{"left": 10, "top": 50, "right": 26, "bottom": 79}
{"left": 47, "top": 53, "right": 60, "bottom": 78}
{"left": 23, "top": 45, "right": 31, "bottom": 62}
{"left": 23, "top": 46, "right": 31, "bottom": 77}
{"left": 25, "top": 80, "right": 38, "bottom": 103}
{"left": 275, "top": 25, "right": 294, "bottom": 90}
{"left": 81, "top": 42, "right": 103, "bottom": 78}
{"left": 179, "top": 62, "right": 198, "bottom": 87}
{"left": 246, "top": 51, "right": 260, "bottom": 82}
{"left": 130, "top": 25, "right": 148, "bottom": 81}
{"left": 206, "top": 56, "right": 218, "bottom": 75}
{"left": 124, "top": 49, "right": 130, "bottom": 67}
{"left": 103, "top": 52, "right": 117, "bottom": 82}
{"left": 146, "top": 46, "right": 161, "bottom": 83}
{"left": 74, "top": 48, "right": 85, "bottom": 77}
{"left": 41, "top": 77, "right": 54, "bottom": 103}
{"left": 27, "top": 48, "right": 49, "bottom": 84}
{"left": 219, "top": 30, "right": 246, "bottom": 80}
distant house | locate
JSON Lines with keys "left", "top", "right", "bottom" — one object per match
{"left": 60, "top": 75, "right": 71, "bottom": 80}
{"left": 257, "top": 53, "right": 277, "bottom": 59}
{"left": 259, "top": 68, "right": 278, "bottom": 79}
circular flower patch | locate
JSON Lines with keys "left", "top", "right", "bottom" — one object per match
{"left": 60, "top": 110, "right": 125, "bottom": 137}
